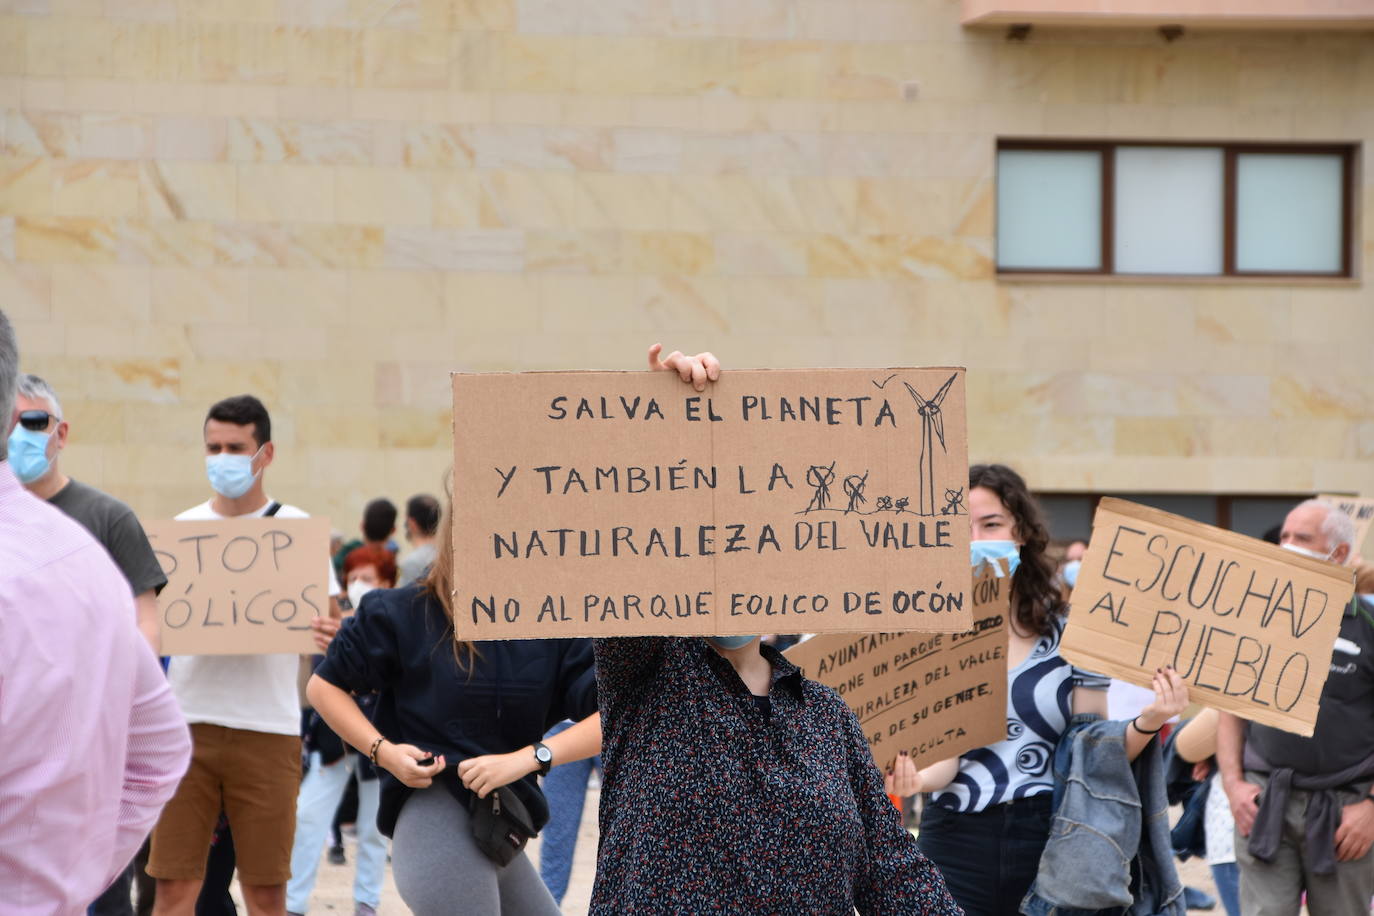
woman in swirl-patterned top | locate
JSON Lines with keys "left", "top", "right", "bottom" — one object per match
{"left": 889, "top": 463, "right": 1187, "bottom": 916}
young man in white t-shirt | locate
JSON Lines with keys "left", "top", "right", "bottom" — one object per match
{"left": 148, "top": 395, "right": 340, "bottom": 916}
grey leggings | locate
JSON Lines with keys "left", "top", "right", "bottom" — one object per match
{"left": 392, "top": 786, "right": 561, "bottom": 916}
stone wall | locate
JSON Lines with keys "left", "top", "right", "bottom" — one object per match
{"left": 2, "top": 0, "right": 1370, "bottom": 528}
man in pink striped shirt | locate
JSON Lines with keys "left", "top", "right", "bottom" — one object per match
{"left": 0, "top": 310, "right": 192, "bottom": 914}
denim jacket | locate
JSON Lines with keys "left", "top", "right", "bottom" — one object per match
{"left": 1020, "top": 715, "right": 1185, "bottom": 916}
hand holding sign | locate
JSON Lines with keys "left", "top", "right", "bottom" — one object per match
{"left": 649, "top": 342, "right": 720, "bottom": 391}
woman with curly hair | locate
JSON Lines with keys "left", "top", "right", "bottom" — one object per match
{"left": 890, "top": 463, "right": 1187, "bottom": 916}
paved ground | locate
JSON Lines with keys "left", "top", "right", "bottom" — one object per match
{"left": 298, "top": 791, "right": 1220, "bottom": 915}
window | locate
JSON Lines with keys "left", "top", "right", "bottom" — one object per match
{"left": 996, "top": 141, "right": 1355, "bottom": 278}
{"left": 1037, "top": 492, "right": 1307, "bottom": 544}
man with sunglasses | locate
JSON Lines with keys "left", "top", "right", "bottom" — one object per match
{"left": 9, "top": 375, "right": 167, "bottom": 654}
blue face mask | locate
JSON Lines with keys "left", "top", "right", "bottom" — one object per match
{"left": 971, "top": 539, "right": 1021, "bottom": 577}
{"left": 707, "top": 635, "right": 759, "bottom": 650}
{"left": 7, "top": 427, "right": 53, "bottom": 484}
{"left": 1061, "top": 559, "right": 1081, "bottom": 588}
{"left": 206, "top": 447, "right": 264, "bottom": 500}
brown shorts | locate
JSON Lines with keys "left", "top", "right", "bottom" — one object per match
{"left": 148, "top": 723, "right": 301, "bottom": 886}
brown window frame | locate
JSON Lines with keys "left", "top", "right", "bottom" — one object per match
{"left": 996, "top": 139, "right": 1357, "bottom": 279}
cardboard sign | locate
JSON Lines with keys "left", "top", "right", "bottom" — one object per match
{"left": 148, "top": 517, "right": 332, "bottom": 655}
{"left": 1061, "top": 498, "right": 1355, "bottom": 736}
{"left": 786, "top": 563, "right": 1010, "bottom": 771}
{"left": 451, "top": 368, "right": 970, "bottom": 639}
{"left": 1318, "top": 494, "right": 1374, "bottom": 562}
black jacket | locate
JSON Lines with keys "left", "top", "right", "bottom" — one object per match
{"left": 315, "top": 584, "right": 597, "bottom": 836}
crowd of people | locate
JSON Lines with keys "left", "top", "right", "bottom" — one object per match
{"left": 2, "top": 311, "right": 1372, "bottom": 916}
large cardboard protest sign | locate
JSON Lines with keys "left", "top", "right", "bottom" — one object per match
{"left": 451, "top": 368, "right": 970, "bottom": 639}
{"left": 148, "top": 517, "right": 332, "bottom": 655}
{"left": 1318, "top": 494, "right": 1374, "bottom": 562}
{"left": 1061, "top": 498, "right": 1355, "bottom": 736}
{"left": 786, "top": 563, "right": 1010, "bottom": 771}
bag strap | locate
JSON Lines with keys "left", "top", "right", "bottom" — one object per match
{"left": 263, "top": 501, "right": 283, "bottom": 517}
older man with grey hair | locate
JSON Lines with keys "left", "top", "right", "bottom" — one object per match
{"left": 9, "top": 373, "right": 167, "bottom": 653}
{"left": 0, "top": 308, "right": 191, "bottom": 913}
{"left": 1216, "top": 497, "right": 1374, "bottom": 916}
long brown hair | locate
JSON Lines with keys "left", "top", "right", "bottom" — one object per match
{"left": 422, "top": 479, "right": 479, "bottom": 671}
{"left": 969, "top": 463, "right": 1062, "bottom": 637}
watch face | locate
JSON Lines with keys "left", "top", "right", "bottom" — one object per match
{"left": 535, "top": 745, "right": 553, "bottom": 763}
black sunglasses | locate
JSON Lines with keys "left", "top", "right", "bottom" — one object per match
{"left": 18, "top": 410, "right": 57, "bottom": 432}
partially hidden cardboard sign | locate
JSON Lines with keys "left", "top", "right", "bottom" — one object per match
{"left": 1318, "top": 494, "right": 1374, "bottom": 562}
{"left": 451, "top": 368, "right": 970, "bottom": 639}
{"left": 786, "top": 562, "right": 1010, "bottom": 771}
{"left": 1061, "top": 498, "right": 1354, "bottom": 736}
{"left": 149, "top": 517, "right": 332, "bottom": 655}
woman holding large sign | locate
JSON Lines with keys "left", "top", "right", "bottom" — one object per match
{"left": 582, "top": 347, "right": 961, "bottom": 915}
{"left": 304, "top": 512, "right": 601, "bottom": 916}
{"left": 890, "top": 463, "right": 1189, "bottom": 916}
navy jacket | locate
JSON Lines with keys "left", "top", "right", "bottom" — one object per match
{"left": 1021, "top": 715, "right": 1184, "bottom": 916}
{"left": 315, "top": 585, "right": 597, "bottom": 837}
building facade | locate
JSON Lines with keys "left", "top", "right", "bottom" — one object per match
{"left": 2, "top": 0, "right": 1370, "bottom": 539}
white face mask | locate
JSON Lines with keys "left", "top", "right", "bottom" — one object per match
{"left": 1281, "top": 542, "right": 1333, "bottom": 562}
{"left": 347, "top": 579, "right": 376, "bottom": 609}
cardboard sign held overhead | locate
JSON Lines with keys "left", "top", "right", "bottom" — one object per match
{"left": 1318, "top": 494, "right": 1374, "bottom": 562}
{"left": 149, "top": 517, "right": 332, "bottom": 655}
{"left": 1061, "top": 498, "right": 1354, "bottom": 736}
{"left": 451, "top": 368, "right": 970, "bottom": 639}
{"left": 786, "top": 562, "right": 1010, "bottom": 772}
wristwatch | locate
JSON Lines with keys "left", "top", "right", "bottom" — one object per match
{"left": 532, "top": 742, "right": 553, "bottom": 776}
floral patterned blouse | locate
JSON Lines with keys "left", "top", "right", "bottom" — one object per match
{"left": 591, "top": 637, "right": 963, "bottom": 915}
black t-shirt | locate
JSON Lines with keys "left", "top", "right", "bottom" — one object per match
{"left": 48, "top": 479, "right": 167, "bottom": 596}
{"left": 1247, "top": 597, "right": 1374, "bottom": 776}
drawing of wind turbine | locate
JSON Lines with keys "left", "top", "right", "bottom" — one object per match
{"left": 902, "top": 373, "right": 958, "bottom": 517}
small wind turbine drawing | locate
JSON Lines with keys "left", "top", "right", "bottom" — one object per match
{"left": 902, "top": 373, "right": 958, "bottom": 517}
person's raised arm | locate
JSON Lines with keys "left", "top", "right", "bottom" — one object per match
{"left": 886, "top": 755, "right": 961, "bottom": 797}
{"left": 1216, "top": 711, "right": 1259, "bottom": 836}
{"left": 595, "top": 344, "right": 723, "bottom": 702}
{"left": 1122, "top": 667, "right": 1188, "bottom": 761}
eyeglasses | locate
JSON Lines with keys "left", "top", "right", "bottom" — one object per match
{"left": 18, "top": 410, "right": 57, "bottom": 432}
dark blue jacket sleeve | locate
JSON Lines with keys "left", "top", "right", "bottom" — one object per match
{"left": 314, "top": 591, "right": 402, "bottom": 694}
{"left": 551, "top": 638, "right": 598, "bottom": 725}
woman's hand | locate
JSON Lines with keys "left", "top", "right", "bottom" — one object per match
{"left": 648, "top": 343, "right": 720, "bottom": 391}
{"left": 310, "top": 615, "right": 341, "bottom": 653}
{"left": 458, "top": 749, "right": 539, "bottom": 799}
{"left": 884, "top": 751, "right": 923, "bottom": 797}
{"left": 1134, "top": 666, "right": 1189, "bottom": 734}
{"left": 377, "top": 742, "right": 446, "bottom": 788}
